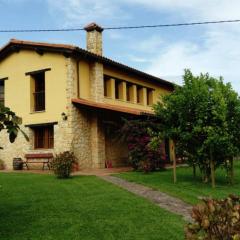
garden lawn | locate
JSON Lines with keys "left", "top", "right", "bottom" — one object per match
{"left": 0, "top": 173, "right": 184, "bottom": 240}
{"left": 117, "top": 161, "right": 240, "bottom": 205}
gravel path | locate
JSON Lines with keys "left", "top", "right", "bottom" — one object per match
{"left": 100, "top": 175, "right": 193, "bottom": 222}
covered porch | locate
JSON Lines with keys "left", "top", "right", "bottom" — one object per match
{"left": 72, "top": 98, "right": 171, "bottom": 169}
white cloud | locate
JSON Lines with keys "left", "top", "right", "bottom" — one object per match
{"left": 45, "top": 0, "right": 240, "bottom": 92}
{"left": 46, "top": 0, "right": 129, "bottom": 26}
{"left": 131, "top": 35, "right": 164, "bottom": 53}
{"left": 143, "top": 30, "right": 240, "bottom": 91}
{"left": 123, "top": 0, "right": 240, "bottom": 20}
{"left": 127, "top": 54, "right": 151, "bottom": 63}
{"left": 119, "top": 0, "right": 240, "bottom": 91}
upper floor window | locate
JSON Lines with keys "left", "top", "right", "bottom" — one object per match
{"left": 0, "top": 81, "right": 5, "bottom": 106}
{"left": 104, "top": 76, "right": 111, "bottom": 98}
{"left": 126, "top": 82, "right": 134, "bottom": 103}
{"left": 33, "top": 72, "right": 45, "bottom": 111}
{"left": 104, "top": 74, "right": 155, "bottom": 106}
{"left": 137, "top": 85, "right": 143, "bottom": 104}
{"left": 26, "top": 68, "right": 50, "bottom": 112}
{"left": 115, "top": 79, "right": 122, "bottom": 100}
{"left": 33, "top": 125, "right": 54, "bottom": 149}
{"left": 126, "top": 82, "right": 131, "bottom": 102}
{"left": 147, "top": 89, "right": 154, "bottom": 106}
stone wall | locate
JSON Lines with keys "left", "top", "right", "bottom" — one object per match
{"left": 66, "top": 57, "right": 93, "bottom": 168}
{"left": 0, "top": 56, "right": 129, "bottom": 170}
{"left": 0, "top": 119, "right": 71, "bottom": 169}
{"left": 105, "top": 133, "right": 128, "bottom": 167}
{"left": 89, "top": 62, "right": 104, "bottom": 102}
{"left": 86, "top": 30, "right": 103, "bottom": 56}
{"left": 0, "top": 127, "right": 31, "bottom": 169}
{"left": 90, "top": 114, "right": 105, "bottom": 168}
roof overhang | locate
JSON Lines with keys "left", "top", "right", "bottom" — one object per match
{"left": 0, "top": 39, "right": 175, "bottom": 90}
{"left": 72, "top": 98, "right": 154, "bottom": 116}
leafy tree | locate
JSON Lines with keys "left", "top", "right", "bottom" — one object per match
{"left": 0, "top": 104, "right": 28, "bottom": 146}
{"left": 118, "top": 117, "right": 166, "bottom": 172}
{"left": 153, "top": 69, "right": 240, "bottom": 187}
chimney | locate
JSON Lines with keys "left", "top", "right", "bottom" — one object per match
{"left": 84, "top": 23, "right": 103, "bottom": 56}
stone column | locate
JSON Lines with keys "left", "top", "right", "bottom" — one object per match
{"left": 82, "top": 23, "right": 106, "bottom": 168}
{"left": 91, "top": 115, "right": 105, "bottom": 168}
{"left": 110, "top": 78, "right": 115, "bottom": 99}
{"left": 84, "top": 23, "right": 103, "bottom": 56}
{"left": 89, "top": 62, "right": 104, "bottom": 102}
{"left": 132, "top": 85, "right": 137, "bottom": 104}
{"left": 84, "top": 23, "right": 105, "bottom": 103}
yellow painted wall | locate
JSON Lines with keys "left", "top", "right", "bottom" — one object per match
{"left": 103, "top": 67, "right": 171, "bottom": 111}
{"left": 0, "top": 49, "right": 172, "bottom": 123}
{"left": 0, "top": 50, "right": 67, "bottom": 125}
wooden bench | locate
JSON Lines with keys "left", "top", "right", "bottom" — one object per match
{"left": 23, "top": 153, "right": 53, "bottom": 170}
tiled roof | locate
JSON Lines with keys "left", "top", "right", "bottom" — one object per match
{"left": 72, "top": 98, "right": 153, "bottom": 115}
{"left": 0, "top": 39, "right": 175, "bottom": 90}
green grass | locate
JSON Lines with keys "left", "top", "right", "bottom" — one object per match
{"left": 117, "top": 161, "right": 240, "bottom": 205}
{"left": 0, "top": 173, "right": 185, "bottom": 240}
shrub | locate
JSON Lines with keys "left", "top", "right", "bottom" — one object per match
{"left": 0, "top": 159, "right": 4, "bottom": 170}
{"left": 51, "top": 151, "right": 76, "bottom": 178}
{"left": 185, "top": 195, "right": 240, "bottom": 240}
{"left": 119, "top": 118, "right": 166, "bottom": 172}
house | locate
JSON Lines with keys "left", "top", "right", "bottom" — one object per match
{"left": 0, "top": 23, "right": 175, "bottom": 170}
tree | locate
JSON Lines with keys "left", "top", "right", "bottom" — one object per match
{"left": 0, "top": 104, "right": 28, "bottom": 145}
{"left": 118, "top": 117, "right": 166, "bottom": 172}
{"left": 153, "top": 69, "right": 240, "bottom": 187}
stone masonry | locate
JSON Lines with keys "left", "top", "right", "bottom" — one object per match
{"left": 84, "top": 22, "right": 103, "bottom": 56}
{"left": 66, "top": 57, "right": 105, "bottom": 169}
{"left": 0, "top": 23, "right": 126, "bottom": 169}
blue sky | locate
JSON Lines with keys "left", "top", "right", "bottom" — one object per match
{"left": 1, "top": 0, "right": 240, "bottom": 92}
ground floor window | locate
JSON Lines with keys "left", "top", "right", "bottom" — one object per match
{"left": 0, "top": 81, "right": 5, "bottom": 106}
{"left": 33, "top": 125, "right": 54, "bottom": 149}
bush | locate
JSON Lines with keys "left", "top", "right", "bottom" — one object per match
{"left": 119, "top": 118, "right": 166, "bottom": 172}
{"left": 0, "top": 159, "right": 4, "bottom": 170}
{"left": 51, "top": 151, "right": 76, "bottom": 178}
{"left": 185, "top": 195, "right": 240, "bottom": 240}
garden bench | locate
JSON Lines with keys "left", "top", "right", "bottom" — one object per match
{"left": 23, "top": 153, "right": 53, "bottom": 170}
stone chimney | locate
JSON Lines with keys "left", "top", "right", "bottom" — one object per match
{"left": 84, "top": 23, "right": 103, "bottom": 55}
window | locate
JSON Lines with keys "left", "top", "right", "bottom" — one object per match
{"left": 34, "top": 125, "right": 54, "bottom": 149}
{"left": 0, "top": 81, "right": 4, "bottom": 106}
{"left": 147, "top": 89, "right": 153, "bottom": 105}
{"left": 126, "top": 82, "right": 135, "bottom": 102}
{"left": 137, "top": 85, "right": 143, "bottom": 104}
{"left": 126, "top": 83, "right": 131, "bottom": 102}
{"left": 104, "top": 76, "right": 108, "bottom": 97}
{"left": 33, "top": 72, "right": 45, "bottom": 111}
{"left": 115, "top": 79, "right": 121, "bottom": 100}
{"left": 104, "top": 76, "right": 111, "bottom": 98}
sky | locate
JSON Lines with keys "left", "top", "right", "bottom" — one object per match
{"left": 1, "top": 0, "right": 240, "bottom": 92}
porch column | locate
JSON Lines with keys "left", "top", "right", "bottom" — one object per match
{"left": 110, "top": 78, "right": 115, "bottom": 99}
{"left": 132, "top": 85, "right": 137, "bottom": 104}
{"left": 91, "top": 115, "right": 106, "bottom": 168}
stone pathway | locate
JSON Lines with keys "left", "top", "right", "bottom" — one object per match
{"left": 100, "top": 175, "right": 193, "bottom": 222}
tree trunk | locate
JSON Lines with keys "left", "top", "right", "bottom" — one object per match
{"left": 210, "top": 147, "right": 215, "bottom": 188}
{"left": 173, "top": 154, "right": 177, "bottom": 184}
{"left": 230, "top": 157, "right": 234, "bottom": 185}
{"left": 170, "top": 140, "right": 177, "bottom": 184}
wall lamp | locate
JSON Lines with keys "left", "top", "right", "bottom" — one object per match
{"left": 61, "top": 112, "right": 68, "bottom": 121}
